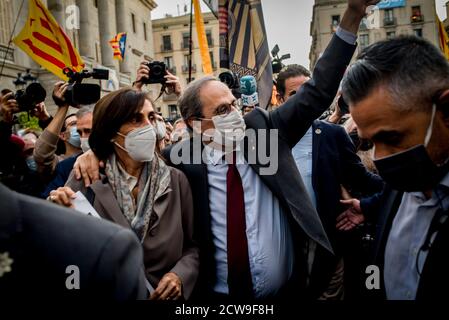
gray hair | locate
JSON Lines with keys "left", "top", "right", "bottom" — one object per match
{"left": 178, "top": 75, "right": 218, "bottom": 125}
{"left": 76, "top": 104, "right": 95, "bottom": 119}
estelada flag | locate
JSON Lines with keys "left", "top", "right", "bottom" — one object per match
{"left": 12, "top": 0, "right": 84, "bottom": 81}
{"left": 109, "top": 32, "right": 127, "bottom": 61}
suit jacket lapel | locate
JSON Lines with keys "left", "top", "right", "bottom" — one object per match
{"left": 89, "top": 180, "right": 131, "bottom": 230}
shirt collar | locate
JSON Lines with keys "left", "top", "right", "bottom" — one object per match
{"left": 204, "top": 144, "right": 244, "bottom": 166}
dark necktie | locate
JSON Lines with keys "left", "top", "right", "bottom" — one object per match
{"left": 226, "top": 153, "right": 253, "bottom": 299}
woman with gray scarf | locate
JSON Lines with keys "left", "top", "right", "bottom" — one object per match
{"left": 49, "top": 88, "right": 199, "bottom": 300}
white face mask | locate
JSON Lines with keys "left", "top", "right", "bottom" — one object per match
{"left": 203, "top": 109, "right": 246, "bottom": 149}
{"left": 155, "top": 120, "right": 167, "bottom": 141}
{"left": 114, "top": 125, "right": 156, "bottom": 162}
{"left": 80, "top": 137, "right": 90, "bottom": 153}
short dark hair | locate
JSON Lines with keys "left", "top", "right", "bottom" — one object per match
{"left": 341, "top": 36, "right": 449, "bottom": 111}
{"left": 62, "top": 113, "right": 77, "bottom": 133}
{"left": 89, "top": 88, "right": 151, "bottom": 161}
{"left": 276, "top": 64, "right": 311, "bottom": 96}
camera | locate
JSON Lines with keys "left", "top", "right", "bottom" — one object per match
{"left": 14, "top": 82, "right": 47, "bottom": 113}
{"left": 219, "top": 70, "right": 241, "bottom": 99}
{"left": 142, "top": 61, "right": 167, "bottom": 85}
{"left": 62, "top": 67, "right": 109, "bottom": 106}
{"left": 219, "top": 70, "right": 239, "bottom": 90}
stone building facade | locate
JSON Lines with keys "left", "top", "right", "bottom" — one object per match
{"left": 0, "top": 0, "right": 157, "bottom": 113}
{"left": 152, "top": 11, "right": 219, "bottom": 120}
{"left": 309, "top": 0, "right": 439, "bottom": 70}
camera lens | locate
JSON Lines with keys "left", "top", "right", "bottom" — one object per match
{"left": 152, "top": 65, "right": 163, "bottom": 76}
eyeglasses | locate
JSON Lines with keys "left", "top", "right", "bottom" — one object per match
{"left": 197, "top": 100, "right": 238, "bottom": 120}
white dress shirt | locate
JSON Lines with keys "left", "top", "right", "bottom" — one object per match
{"left": 204, "top": 145, "right": 294, "bottom": 299}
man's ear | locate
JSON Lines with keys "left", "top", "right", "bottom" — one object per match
{"left": 437, "top": 89, "right": 449, "bottom": 120}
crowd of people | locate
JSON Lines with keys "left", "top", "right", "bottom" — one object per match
{"left": 1, "top": 0, "right": 448, "bottom": 302}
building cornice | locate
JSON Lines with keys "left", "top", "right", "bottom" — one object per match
{"left": 152, "top": 12, "right": 217, "bottom": 28}
{"left": 141, "top": 0, "right": 157, "bottom": 11}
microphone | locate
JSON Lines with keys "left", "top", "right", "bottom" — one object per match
{"left": 239, "top": 75, "right": 259, "bottom": 108}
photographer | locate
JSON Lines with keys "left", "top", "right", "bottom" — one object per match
{"left": 133, "top": 60, "right": 182, "bottom": 96}
{"left": 33, "top": 82, "right": 82, "bottom": 181}
{"left": 0, "top": 91, "right": 42, "bottom": 196}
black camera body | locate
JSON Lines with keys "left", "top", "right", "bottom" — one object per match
{"left": 142, "top": 61, "right": 167, "bottom": 85}
{"left": 14, "top": 82, "right": 47, "bottom": 112}
{"left": 219, "top": 70, "right": 241, "bottom": 99}
{"left": 62, "top": 67, "right": 109, "bottom": 107}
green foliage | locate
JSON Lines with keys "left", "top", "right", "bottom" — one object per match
{"left": 16, "top": 112, "right": 41, "bottom": 130}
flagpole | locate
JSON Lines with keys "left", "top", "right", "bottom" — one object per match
{"left": 0, "top": 0, "right": 26, "bottom": 81}
{"left": 188, "top": 0, "right": 193, "bottom": 83}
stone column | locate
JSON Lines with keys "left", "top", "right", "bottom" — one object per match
{"left": 47, "top": 0, "right": 64, "bottom": 26}
{"left": 76, "top": 0, "right": 95, "bottom": 59}
{"left": 115, "top": 0, "right": 131, "bottom": 74}
{"left": 98, "top": 0, "right": 118, "bottom": 69}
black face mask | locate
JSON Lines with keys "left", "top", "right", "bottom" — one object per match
{"left": 374, "top": 145, "right": 449, "bottom": 192}
{"left": 373, "top": 104, "right": 449, "bottom": 192}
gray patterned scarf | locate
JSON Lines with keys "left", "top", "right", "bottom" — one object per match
{"left": 105, "top": 153, "right": 171, "bottom": 242}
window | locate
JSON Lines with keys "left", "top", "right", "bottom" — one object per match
{"left": 169, "top": 105, "right": 179, "bottom": 119}
{"left": 411, "top": 6, "right": 423, "bottom": 23}
{"left": 184, "top": 54, "right": 191, "bottom": 66}
{"left": 94, "top": 0, "right": 98, "bottom": 8}
{"left": 182, "top": 33, "right": 190, "bottom": 49}
{"left": 414, "top": 29, "right": 423, "bottom": 37}
{"left": 386, "top": 31, "right": 396, "bottom": 39}
{"left": 209, "top": 51, "right": 215, "bottom": 68}
{"left": 131, "top": 13, "right": 136, "bottom": 33}
{"left": 143, "top": 23, "right": 147, "bottom": 40}
{"left": 384, "top": 9, "right": 395, "bottom": 26}
{"left": 162, "top": 35, "right": 172, "bottom": 51}
{"left": 206, "top": 30, "right": 213, "bottom": 46}
{"left": 331, "top": 15, "right": 340, "bottom": 32}
{"left": 359, "top": 34, "right": 369, "bottom": 50}
{"left": 164, "top": 56, "right": 173, "bottom": 68}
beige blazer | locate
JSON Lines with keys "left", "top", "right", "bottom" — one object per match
{"left": 66, "top": 166, "right": 199, "bottom": 299}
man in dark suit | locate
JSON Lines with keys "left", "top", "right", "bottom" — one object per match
{"left": 276, "top": 64, "right": 384, "bottom": 299}
{"left": 165, "top": 1, "right": 378, "bottom": 301}
{"left": 340, "top": 36, "right": 449, "bottom": 300}
{"left": 72, "top": 0, "right": 380, "bottom": 301}
{"left": 0, "top": 183, "right": 147, "bottom": 299}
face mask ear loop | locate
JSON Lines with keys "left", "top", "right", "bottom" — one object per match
{"left": 424, "top": 104, "right": 437, "bottom": 147}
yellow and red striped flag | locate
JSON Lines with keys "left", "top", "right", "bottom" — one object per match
{"left": 109, "top": 32, "right": 127, "bottom": 61}
{"left": 13, "top": 0, "right": 84, "bottom": 81}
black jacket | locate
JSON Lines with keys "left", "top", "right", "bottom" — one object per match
{"left": 163, "top": 34, "right": 357, "bottom": 299}
{"left": 307, "top": 120, "right": 384, "bottom": 297}
{"left": 0, "top": 183, "right": 147, "bottom": 300}
{"left": 361, "top": 186, "right": 449, "bottom": 300}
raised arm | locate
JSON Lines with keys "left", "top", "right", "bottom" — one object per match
{"left": 270, "top": 0, "right": 380, "bottom": 148}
